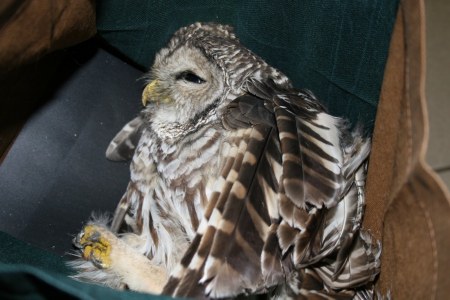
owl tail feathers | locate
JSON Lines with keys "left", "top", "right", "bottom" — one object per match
{"left": 281, "top": 230, "right": 381, "bottom": 300}
{"left": 341, "top": 127, "right": 371, "bottom": 184}
{"left": 314, "top": 229, "right": 381, "bottom": 290}
{"left": 280, "top": 267, "right": 376, "bottom": 300}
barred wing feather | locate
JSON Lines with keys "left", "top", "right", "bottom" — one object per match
{"left": 163, "top": 90, "right": 379, "bottom": 298}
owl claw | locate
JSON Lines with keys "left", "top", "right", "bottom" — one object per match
{"left": 74, "top": 225, "right": 113, "bottom": 269}
{"left": 72, "top": 224, "right": 169, "bottom": 293}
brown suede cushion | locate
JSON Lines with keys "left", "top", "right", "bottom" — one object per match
{"left": 364, "top": 0, "right": 450, "bottom": 298}
{"left": 0, "top": 0, "right": 96, "bottom": 76}
{"left": 0, "top": 0, "right": 96, "bottom": 163}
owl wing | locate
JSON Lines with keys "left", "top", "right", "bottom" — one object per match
{"left": 105, "top": 115, "right": 144, "bottom": 162}
{"left": 163, "top": 83, "right": 378, "bottom": 298}
{"left": 163, "top": 99, "right": 278, "bottom": 298}
{"left": 246, "top": 80, "right": 379, "bottom": 288}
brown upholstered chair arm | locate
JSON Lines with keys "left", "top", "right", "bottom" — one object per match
{"left": 0, "top": 0, "right": 96, "bottom": 75}
{"left": 364, "top": 0, "right": 450, "bottom": 298}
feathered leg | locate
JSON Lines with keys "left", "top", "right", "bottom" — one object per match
{"left": 70, "top": 222, "right": 168, "bottom": 294}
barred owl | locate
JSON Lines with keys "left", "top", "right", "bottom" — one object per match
{"left": 71, "top": 23, "right": 381, "bottom": 299}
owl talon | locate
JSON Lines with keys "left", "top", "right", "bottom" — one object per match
{"left": 74, "top": 225, "right": 113, "bottom": 269}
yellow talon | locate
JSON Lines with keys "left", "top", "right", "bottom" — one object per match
{"left": 82, "top": 245, "right": 93, "bottom": 259}
{"left": 77, "top": 225, "right": 113, "bottom": 269}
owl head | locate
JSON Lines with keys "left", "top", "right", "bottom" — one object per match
{"left": 141, "top": 23, "right": 291, "bottom": 142}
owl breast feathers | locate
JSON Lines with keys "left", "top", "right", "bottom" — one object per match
{"left": 71, "top": 23, "right": 381, "bottom": 299}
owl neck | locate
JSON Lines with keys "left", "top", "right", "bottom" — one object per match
{"left": 146, "top": 97, "right": 222, "bottom": 144}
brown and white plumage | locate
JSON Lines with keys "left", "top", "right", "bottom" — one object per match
{"left": 71, "top": 23, "right": 381, "bottom": 299}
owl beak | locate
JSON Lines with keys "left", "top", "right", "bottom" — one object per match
{"left": 142, "top": 80, "right": 159, "bottom": 107}
{"left": 142, "top": 80, "right": 172, "bottom": 106}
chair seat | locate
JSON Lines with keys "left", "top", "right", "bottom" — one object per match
{"left": 0, "top": 44, "right": 142, "bottom": 255}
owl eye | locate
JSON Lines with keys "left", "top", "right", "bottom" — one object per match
{"left": 176, "top": 71, "right": 206, "bottom": 84}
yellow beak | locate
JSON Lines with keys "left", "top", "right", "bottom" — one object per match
{"left": 142, "top": 80, "right": 160, "bottom": 107}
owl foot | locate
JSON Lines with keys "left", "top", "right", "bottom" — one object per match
{"left": 72, "top": 224, "right": 169, "bottom": 293}
{"left": 73, "top": 224, "right": 114, "bottom": 269}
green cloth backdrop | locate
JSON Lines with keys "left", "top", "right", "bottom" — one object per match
{"left": 97, "top": 0, "right": 399, "bottom": 132}
{"left": 0, "top": 231, "right": 175, "bottom": 299}
{"left": 1, "top": 1, "right": 399, "bottom": 299}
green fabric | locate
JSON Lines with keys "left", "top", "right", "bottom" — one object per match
{"left": 0, "top": 231, "right": 172, "bottom": 299}
{"left": 97, "top": 0, "right": 399, "bottom": 132}
{"left": 0, "top": 231, "right": 71, "bottom": 275}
